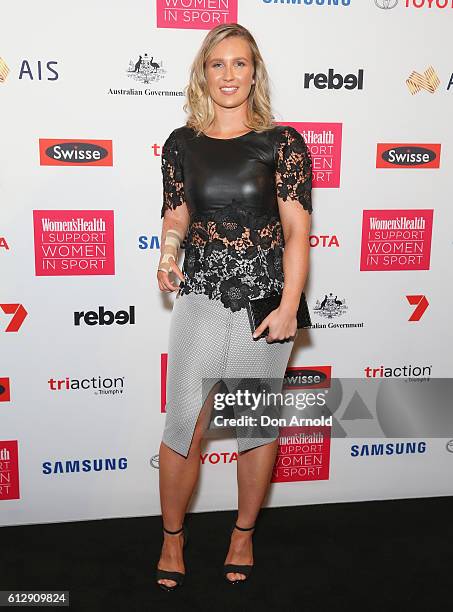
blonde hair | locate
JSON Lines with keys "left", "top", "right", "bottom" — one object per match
{"left": 183, "top": 23, "right": 275, "bottom": 134}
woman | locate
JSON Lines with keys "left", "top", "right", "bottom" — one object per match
{"left": 156, "top": 23, "right": 312, "bottom": 590}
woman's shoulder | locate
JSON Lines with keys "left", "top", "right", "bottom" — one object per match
{"left": 271, "top": 124, "right": 306, "bottom": 141}
{"left": 163, "top": 125, "right": 198, "bottom": 150}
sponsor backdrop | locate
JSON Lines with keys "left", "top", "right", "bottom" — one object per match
{"left": 1, "top": 1, "right": 452, "bottom": 527}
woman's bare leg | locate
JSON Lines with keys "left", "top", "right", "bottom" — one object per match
{"left": 157, "top": 381, "right": 222, "bottom": 588}
{"left": 224, "top": 438, "right": 279, "bottom": 582}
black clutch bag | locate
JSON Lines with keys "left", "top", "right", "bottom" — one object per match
{"left": 246, "top": 291, "right": 312, "bottom": 339}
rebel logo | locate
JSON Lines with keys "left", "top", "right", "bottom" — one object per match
{"left": 33, "top": 210, "right": 115, "bottom": 276}
{"left": 377, "top": 144, "right": 441, "bottom": 168}
{"left": 39, "top": 140, "right": 113, "bottom": 166}
{"left": 74, "top": 306, "right": 135, "bottom": 326}
{"left": 0, "top": 378, "right": 11, "bottom": 402}
{"left": 304, "top": 69, "right": 364, "bottom": 90}
{"left": 0, "top": 304, "right": 28, "bottom": 332}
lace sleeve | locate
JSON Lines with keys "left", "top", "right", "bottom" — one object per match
{"left": 160, "top": 129, "right": 186, "bottom": 218}
{"left": 275, "top": 126, "right": 313, "bottom": 214}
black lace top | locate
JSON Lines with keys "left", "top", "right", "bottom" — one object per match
{"left": 160, "top": 124, "right": 312, "bottom": 312}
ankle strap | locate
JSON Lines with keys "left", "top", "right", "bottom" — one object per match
{"left": 163, "top": 525, "right": 184, "bottom": 535}
{"left": 235, "top": 523, "right": 255, "bottom": 531}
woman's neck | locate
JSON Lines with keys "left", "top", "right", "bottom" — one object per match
{"left": 207, "top": 102, "right": 249, "bottom": 138}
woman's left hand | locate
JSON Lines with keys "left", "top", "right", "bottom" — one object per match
{"left": 252, "top": 306, "right": 297, "bottom": 343}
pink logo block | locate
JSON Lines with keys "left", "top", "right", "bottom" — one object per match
{"left": 33, "top": 210, "right": 115, "bottom": 276}
{"left": 272, "top": 426, "right": 331, "bottom": 483}
{"left": 156, "top": 0, "right": 238, "bottom": 30}
{"left": 360, "top": 209, "right": 433, "bottom": 271}
{"left": 0, "top": 440, "right": 20, "bottom": 500}
{"left": 276, "top": 121, "right": 342, "bottom": 188}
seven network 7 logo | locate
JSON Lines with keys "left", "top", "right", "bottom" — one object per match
{"left": 0, "top": 304, "right": 28, "bottom": 332}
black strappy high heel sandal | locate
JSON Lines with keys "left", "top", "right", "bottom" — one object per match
{"left": 223, "top": 522, "right": 255, "bottom": 584}
{"left": 156, "top": 524, "right": 188, "bottom": 592}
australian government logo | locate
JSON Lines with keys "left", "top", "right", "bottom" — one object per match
{"left": 107, "top": 52, "right": 184, "bottom": 97}
{"left": 311, "top": 292, "right": 364, "bottom": 329}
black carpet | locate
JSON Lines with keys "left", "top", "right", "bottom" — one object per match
{"left": 2, "top": 496, "right": 451, "bottom": 611}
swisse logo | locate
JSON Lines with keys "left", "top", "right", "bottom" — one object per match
{"left": 74, "top": 306, "right": 135, "bottom": 326}
{"left": 377, "top": 144, "right": 441, "bottom": 168}
{"left": 39, "top": 140, "right": 113, "bottom": 166}
{"left": 284, "top": 366, "right": 332, "bottom": 389}
{"left": 304, "top": 68, "right": 364, "bottom": 90}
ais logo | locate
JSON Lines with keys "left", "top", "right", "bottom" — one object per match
{"left": 0, "top": 57, "right": 59, "bottom": 83}
{"left": 39, "top": 140, "right": 113, "bottom": 166}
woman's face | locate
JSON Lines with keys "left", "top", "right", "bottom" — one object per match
{"left": 205, "top": 36, "right": 255, "bottom": 110}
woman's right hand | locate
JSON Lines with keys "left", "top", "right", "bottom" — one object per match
{"left": 157, "top": 259, "right": 185, "bottom": 293}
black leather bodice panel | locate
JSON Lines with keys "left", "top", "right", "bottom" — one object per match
{"left": 160, "top": 123, "right": 313, "bottom": 311}
{"left": 174, "top": 126, "right": 280, "bottom": 218}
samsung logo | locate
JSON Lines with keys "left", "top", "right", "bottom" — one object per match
{"left": 350, "top": 442, "right": 426, "bottom": 457}
{"left": 263, "top": 0, "right": 351, "bottom": 5}
{"left": 42, "top": 457, "right": 128, "bottom": 474}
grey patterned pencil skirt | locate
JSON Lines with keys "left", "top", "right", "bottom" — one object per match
{"left": 162, "top": 291, "right": 295, "bottom": 458}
